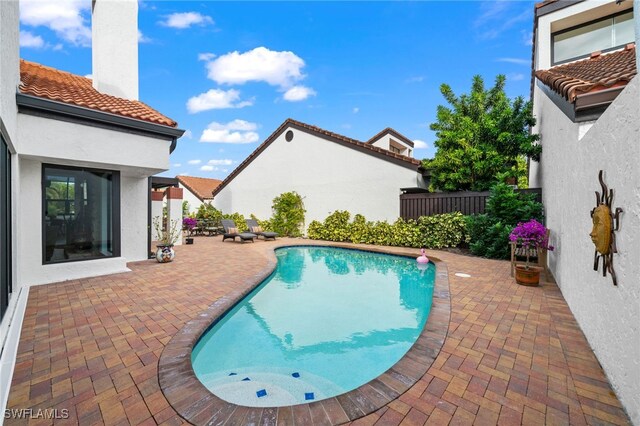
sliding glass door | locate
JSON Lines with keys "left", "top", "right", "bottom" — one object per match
{"left": 42, "top": 165, "right": 120, "bottom": 264}
{"left": 0, "top": 136, "right": 10, "bottom": 321}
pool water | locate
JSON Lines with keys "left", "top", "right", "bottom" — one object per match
{"left": 191, "top": 246, "right": 435, "bottom": 407}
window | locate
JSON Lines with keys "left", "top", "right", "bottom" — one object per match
{"left": 553, "top": 11, "right": 634, "bottom": 64}
{"left": 43, "top": 165, "right": 120, "bottom": 264}
{"left": 0, "top": 136, "right": 10, "bottom": 320}
{"left": 389, "top": 145, "right": 402, "bottom": 154}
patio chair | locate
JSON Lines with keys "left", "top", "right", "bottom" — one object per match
{"left": 221, "top": 219, "right": 257, "bottom": 243}
{"left": 245, "top": 219, "right": 278, "bottom": 240}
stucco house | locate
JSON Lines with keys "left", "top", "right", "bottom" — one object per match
{"left": 0, "top": 0, "right": 182, "bottom": 409}
{"left": 177, "top": 175, "right": 222, "bottom": 214}
{"left": 529, "top": 0, "right": 639, "bottom": 422}
{"left": 211, "top": 118, "right": 425, "bottom": 225}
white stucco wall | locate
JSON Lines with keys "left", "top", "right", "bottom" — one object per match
{"left": 537, "top": 78, "right": 640, "bottom": 424}
{"left": 17, "top": 114, "right": 170, "bottom": 175}
{"left": 120, "top": 176, "right": 150, "bottom": 260}
{"left": 0, "top": 0, "right": 19, "bottom": 143}
{"left": 15, "top": 114, "right": 171, "bottom": 285}
{"left": 92, "top": 0, "right": 138, "bottom": 100}
{"left": 0, "top": 1, "right": 23, "bottom": 415}
{"left": 179, "top": 184, "right": 205, "bottom": 214}
{"left": 369, "top": 134, "right": 413, "bottom": 157}
{"left": 213, "top": 126, "right": 422, "bottom": 226}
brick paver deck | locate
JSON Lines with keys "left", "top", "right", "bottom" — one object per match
{"left": 5, "top": 237, "right": 631, "bottom": 425}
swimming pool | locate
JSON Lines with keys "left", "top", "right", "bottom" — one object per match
{"left": 191, "top": 246, "right": 435, "bottom": 407}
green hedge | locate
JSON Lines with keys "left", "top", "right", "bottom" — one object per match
{"left": 307, "top": 211, "right": 468, "bottom": 249}
{"left": 466, "top": 183, "right": 544, "bottom": 259}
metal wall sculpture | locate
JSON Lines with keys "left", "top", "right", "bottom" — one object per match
{"left": 590, "top": 170, "right": 622, "bottom": 285}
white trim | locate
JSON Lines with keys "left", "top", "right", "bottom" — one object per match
{"left": 0, "top": 286, "right": 29, "bottom": 424}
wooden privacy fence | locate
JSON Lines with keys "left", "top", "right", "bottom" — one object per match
{"left": 400, "top": 188, "right": 542, "bottom": 220}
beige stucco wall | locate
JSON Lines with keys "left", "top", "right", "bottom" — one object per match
{"left": 213, "top": 126, "right": 423, "bottom": 226}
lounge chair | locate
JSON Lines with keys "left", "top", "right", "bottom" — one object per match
{"left": 221, "top": 220, "right": 257, "bottom": 243}
{"left": 245, "top": 219, "right": 278, "bottom": 240}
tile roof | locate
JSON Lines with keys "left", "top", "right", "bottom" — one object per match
{"left": 212, "top": 118, "right": 421, "bottom": 197}
{"left": 535, "top": 44, "right": 636, "bottom": 102}
{"left": 177, "top": 176, "right": 222, "bottom": 201}
{"left": 367, "top": 127, "right": 415, "bottom": 148}
{"left": 19, "top": 59, "right": 177, "bottom": 127}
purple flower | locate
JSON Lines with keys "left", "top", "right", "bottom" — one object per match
{"left": 509, "top": 219, "right": 551, "bottom": 250}
{"left": 183, "top": 217, "right": 198, "bottom": 230}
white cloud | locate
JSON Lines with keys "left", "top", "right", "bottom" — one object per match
{"left": 200, "top": 165, "right": 215, "bottom": 172}
{"left": 205, "top": 47, "right": 306, "bottom": 89}
{"left": 497, "top": 57, "right": 530, "bottom": 66}
{"left": 182, "top": 130, "right": 193, "bottom": 139}
{"left": 474, "top": 2, "right": 530, "bottom": 40}
{"left": 208, "top": 119, "right": 257, "bottom": 131}
{"left": 187, "top": 159, "right": 201, "bottom": 165}
{"left": 405, "top": 76, "right": 425, "bottom": 83}
{"left": 160, "top": 12, "right": 214, "bottom": 29}
{"left": 198, "top": 52, "right": 216, "bottom": 61}
{"left": 208, "top": 159, "right": 233, "bottom": 166}
{"left": 19, "top": 30, "right": 45, "bottom": 48}
{"left": 178, "top": 172, "right": 190, "bottom": 176}
{"left": 172, "top": 163, "right": 182, "bottom": 168}
{"left": 413, "top": 140, "right": 429, "bottom": 149}
{"left": 138, "top": 30, "right": 152, "bottom": 43}
{"left": 283, "top": 85, "right": 316, "bottom": 102}
{"left": 84, "top": 73, "right": 92, "bottom": 79}
{"left": 20, "top": 0, "right": 91, "bottom": 47}
{"left": 200, "top": 120, "right": 260, "bottom": 144}
{"left": 186, "top": 89, "right": 254, "bottom": 113}
{"left": 353, "top": 107, "right": 359, "bottom": 114}
{"left": 507, "top": 73, "right": 525, "bottom": 81}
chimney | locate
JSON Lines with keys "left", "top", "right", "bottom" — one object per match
{"left": 91, "top": 0, "right": 138, "bottom": 100}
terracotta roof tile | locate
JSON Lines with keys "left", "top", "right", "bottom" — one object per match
{"left": 177, "top": 176, "right": 222, "bottom": 201}
{"left": 535, "top": 0, "right": 559, "bottom": 9}
{"left": 212, "top": 118, "right": 421, "bottom": 198}
{"left": 19, "top": 59, "right": 177, "bottom": 127}
{"left": 535, "top": 45, "right": 636, "bottom": 102}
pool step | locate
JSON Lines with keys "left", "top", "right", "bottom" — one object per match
{"left": 200, "top": 368, "right": 344, "bottom": 407}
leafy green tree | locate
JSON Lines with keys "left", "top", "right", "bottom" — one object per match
{"left": 271, "top": 192, "right": 306, "bottom": 237}
{"left": 425, "top": 75, "right": 541, "bottom": 192}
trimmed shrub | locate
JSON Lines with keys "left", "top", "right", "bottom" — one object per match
{"left": 270, "top": 191, "right": 306, "bottom": 237}
{"left": 466, "top": 183, "right": 544, "bottom": 259}
{"left": 221, "top": 212, "right": 248, "bottom": 232}
{"left": 308, "top": 211, "right": 468, "bottom": 249}
{"left": 196, "top": 204, "right": 223, "bottom": 225}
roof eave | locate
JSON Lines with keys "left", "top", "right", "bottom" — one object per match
{"left": 536, "top": 79, "right": 623, "bottom": 122}
{"left": 16, "top": 92, "right": 185, "bottom": 148}
{"left": 212, "top": 119, "right": 421, "bottom": 198}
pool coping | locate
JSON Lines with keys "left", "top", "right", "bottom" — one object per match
{"left": 158, "top": 242, "right": 450, "bottom": 425}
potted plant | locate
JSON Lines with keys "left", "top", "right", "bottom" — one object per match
{"left": 183, "top": 217, "right": 197, "bottom": 244}
{"left": 509, "top": 219, "right": 553, "bottom": 286}
{"left": 153, "top": 217, "right": 181, "bottom": 263}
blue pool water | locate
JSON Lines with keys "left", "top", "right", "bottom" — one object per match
{"left": 191, "top": 246, "right": 435, "bottom": 407}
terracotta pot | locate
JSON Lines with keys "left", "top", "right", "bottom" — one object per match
{"left": 515, "top": 265, "right": 541, "bottom": 286}
{"left": 156, "top": 244, "right": 175, "bottom": 263}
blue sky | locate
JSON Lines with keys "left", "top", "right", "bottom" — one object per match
{"left": 19, "top": 0, "right": 536, "bottom": 179}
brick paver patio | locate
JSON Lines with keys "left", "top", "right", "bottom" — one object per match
{"left": 5, "top": 237, "right": 631, "bottom": 425}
